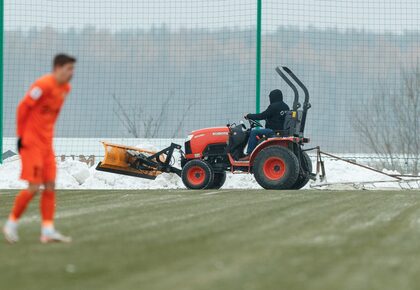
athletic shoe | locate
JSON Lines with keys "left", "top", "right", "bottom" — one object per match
{"left": 3, "top": 220, "right": 19, "bottom": 244}
{"left": 40, "top": 229, "right": 72, "bottom": 244}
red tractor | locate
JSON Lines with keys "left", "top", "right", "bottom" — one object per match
{"left": 97, "top": 67, "right": 314, "bottom": 190}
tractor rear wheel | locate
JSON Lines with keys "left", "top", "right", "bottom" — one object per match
{"left": 253, "top": 146, "right": 299, "bottom": 190}
{"left": 182, "top": 160, "right": 214, "bottom": 190}
{"left": 291, "top": 152, "right": 313, "bottom": 189}
{"left": 208, "top": 172, "right": 227, "bottom": 189}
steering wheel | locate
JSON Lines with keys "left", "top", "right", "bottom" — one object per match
{"left": 246, "top": 118, "right": 263, "bottom": 128}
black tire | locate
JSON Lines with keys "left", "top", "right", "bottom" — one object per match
{"left": 253, "top": 146, "right": 300, "bottom": 190}
{"left": 291, "top": 152, "right": 313, "bottom": 189}
{"left": 182, "top": 159, "right": 214, "bottom": 190}
{"left": 208, "top": 172, "right": 227, "bottom": 189}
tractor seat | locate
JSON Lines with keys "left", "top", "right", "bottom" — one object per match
{"left": 256, "top": 130, "right": 289, "bottom": 142}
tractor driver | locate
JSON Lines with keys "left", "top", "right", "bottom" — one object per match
{"left": 242, "top": 89, "right": 290, "bottom": 160}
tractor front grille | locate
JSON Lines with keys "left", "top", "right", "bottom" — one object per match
{"left": 184, "top": 141, "right": 192, "bottom": 155}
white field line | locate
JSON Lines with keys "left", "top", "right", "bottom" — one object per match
{"left": 21, "top": 192, "right": 328, "bottom": 229}
{"left": 16, "top": 194, "right": 219, "bottom": 225}
{"left": 256, "top": 193, "right": 361, "bottom": 233}
{"left": 0, "top": 191, "right": 16, "bottom": 196}
{"left": 201, "top": 190, "right": 235, "bottom": 195}
{"left": 112, "top": 195, "right": 295, "bottom": 232}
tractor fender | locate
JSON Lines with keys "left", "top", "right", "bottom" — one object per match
{"left": 249, "top": 137, "right": 296, "bottom": 165}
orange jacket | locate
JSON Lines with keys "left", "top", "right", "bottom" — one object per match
{"left": 17, "top": 74, "right": 71, "bottom": 146}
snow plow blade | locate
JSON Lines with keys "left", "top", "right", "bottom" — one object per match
{"left": 96, "top": 142, "right": 182, "bottom": 180}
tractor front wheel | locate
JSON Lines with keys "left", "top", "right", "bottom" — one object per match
{"left": 253, "top": 146, "right": 299, "bottom": 190}
{"left": 208, "top": 172, "right": 227, "bottom": 189}
{"left": 182, "top": 160, "right": 214, "bottom": 190}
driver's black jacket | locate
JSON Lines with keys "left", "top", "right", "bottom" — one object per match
{"left": 247, "top": 100, "right": 290, "bottom": 131}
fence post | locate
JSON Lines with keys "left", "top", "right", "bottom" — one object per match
{"left": 0, "top": 0, "right": 3, "bottom": 164}
{"left": 255, "top": 0, "right": 262, "bottom": 113}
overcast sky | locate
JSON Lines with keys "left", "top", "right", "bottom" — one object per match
{"left": 5, "top": 0, "right": 420, "bottom": 33}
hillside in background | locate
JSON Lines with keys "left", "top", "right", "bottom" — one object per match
{"left": 3, "top": 26, "right": 419, "bottom": 152}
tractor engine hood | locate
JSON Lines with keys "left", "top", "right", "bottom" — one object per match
{"left": 189, "top": 126, "right": 229, "bottom": 138}
{"left": 185, "top": 127, "right": 229, "bottom": 158}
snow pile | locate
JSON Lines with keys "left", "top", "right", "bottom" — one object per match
{"left": 0, "top": 154, "right": 418, "bottom": 190}
{"left": 0, "top": 156, "right": 185, "bottom": 190}
{"left": 0, "top": 155, "right": 26, "bottom": 189}
{"left": 307, "top": 159, "right": 419, "bottom": 190}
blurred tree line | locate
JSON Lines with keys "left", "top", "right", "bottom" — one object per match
{"left": 3, "top": 25, "right": 420, "bottom": 156}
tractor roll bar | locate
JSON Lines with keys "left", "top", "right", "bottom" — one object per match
{"left": 282, "top": 67, "right": 310, "bottom": 108}
{"left": 275, "top": 66, "right": 301, "bottom": 111}
{"left": 281, "top": 66, "right": 311, "bottom": 134}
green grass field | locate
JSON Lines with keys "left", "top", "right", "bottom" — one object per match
{"left": 1, "top": 189, "right": 420, "bottom": 290}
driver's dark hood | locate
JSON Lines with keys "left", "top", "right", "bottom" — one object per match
{"left": 269, "top": 89, "right": 283, "bottom": 104}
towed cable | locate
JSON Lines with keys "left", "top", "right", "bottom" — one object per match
{"left": 303, "top": 146, "right": 420, "bottom": 189}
